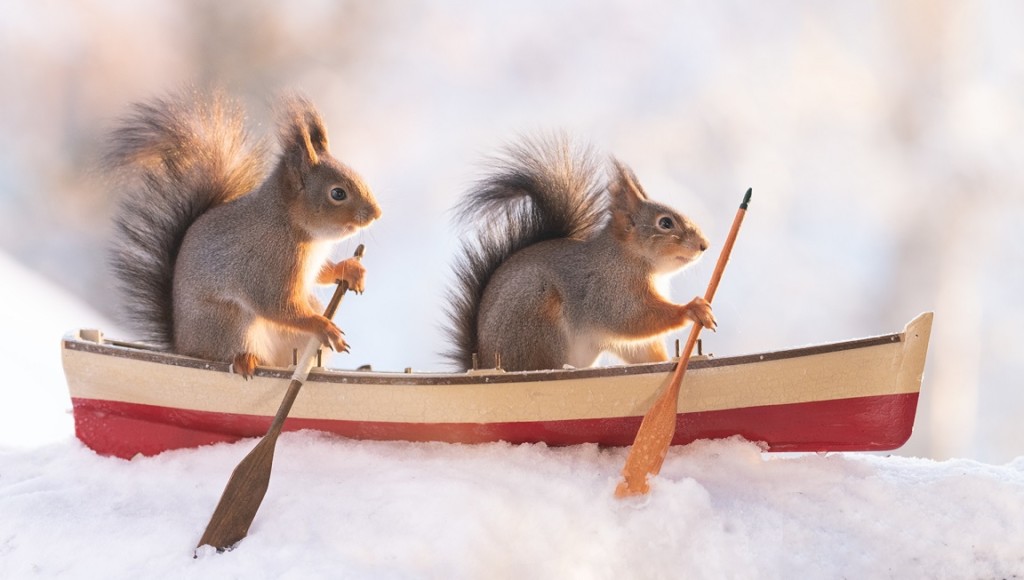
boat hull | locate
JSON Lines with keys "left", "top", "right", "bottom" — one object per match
{"left": 62, "top": 313, "right": 932, "bottom": 459}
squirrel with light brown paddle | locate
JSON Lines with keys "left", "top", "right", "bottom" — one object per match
{"left": 616, "top": 188, "right": 751, "bottom": 498}
{"left": 444, "top": 135, "right": 716, "bottom": 372}
{"left": 196, "top": 245, "right": 364, "bottom": 554}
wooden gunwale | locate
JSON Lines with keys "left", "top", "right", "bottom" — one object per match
{"left": 62, "top": 331, "right": 902, "bottom": 386}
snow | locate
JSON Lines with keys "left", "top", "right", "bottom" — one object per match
{"left": 2, "top": 254, "right": 1024, "bottom": 578}
{"left": 0, "top": 253, "right": 113, "bottom": 448}
{"left": 6, "top": 436, "right": 1024, "bottom": 578}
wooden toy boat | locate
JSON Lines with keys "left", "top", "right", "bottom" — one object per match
{"left": 61, "top": 313, "right": 933, "bottom": 459}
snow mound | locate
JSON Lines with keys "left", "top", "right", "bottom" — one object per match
{"left": 1, "top": 436, "right": 1022, "bottom": 578}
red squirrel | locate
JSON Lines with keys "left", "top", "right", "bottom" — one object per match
{"left": 107, "top": 89, "right": 381, "bottom": 378}
{"left": 445, "top": 135, "right": 714, "bottom": 372}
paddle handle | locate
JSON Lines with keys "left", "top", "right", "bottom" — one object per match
{"left": 702, "top": 188, "right": 750, "bottom": 304}
{"left": 324, "top": 244, "right": 365, "bottom": 319}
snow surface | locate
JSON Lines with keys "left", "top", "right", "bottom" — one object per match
{"left": 2, "top": 255, "right": 1024, "bottom": 578}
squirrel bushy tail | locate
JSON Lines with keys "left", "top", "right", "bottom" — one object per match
{"left": 443, "top": 134, "right": 605, "bottom": 369}
{"left": 106, "top": 90, "right": 267, "bottom": 348}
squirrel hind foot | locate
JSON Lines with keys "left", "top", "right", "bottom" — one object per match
{"left": 230, "top": 352, "right": 261, "bottom": 380}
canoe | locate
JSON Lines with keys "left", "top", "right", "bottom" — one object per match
{"left": 61, "top": 312, "right": 933, "bottom": 459}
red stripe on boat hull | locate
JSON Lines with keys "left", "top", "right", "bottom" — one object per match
{"left": 71, "top": 393, "right": 918, "bottom": 460}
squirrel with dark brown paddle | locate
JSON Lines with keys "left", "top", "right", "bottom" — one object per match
{"left": 196, "top": 244, "right": 365, "bottom": 553}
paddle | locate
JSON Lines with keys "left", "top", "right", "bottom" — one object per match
{"left": 196, "top": 244, "right": 365, "bottom": 553}
{"left": 615, "top": 189, "right": 750, "bottom": 498}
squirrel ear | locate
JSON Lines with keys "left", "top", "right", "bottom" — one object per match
{"left": 298, "top": 121, "right": 320, "bottom": 166}
{"left": 281, "top": 95, "right": 330, "bottom": 167}
{"left": 301, "top": 110, "right": 329, "bottom": 164}
{"left": 609, "top": 159, "right": 647, "bottom": 214}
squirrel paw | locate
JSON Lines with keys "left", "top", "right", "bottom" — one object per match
{"left": 333, "top": 257, "right": 367, "bottom": 294}
{"left": 684, "top": 296, "right": 717, "bottom": 331}
{"left": 231, "top": 352, "right": 260, "bottom": 380}
{"left": 316, "top": 317, "right": 350, "bottom": 353}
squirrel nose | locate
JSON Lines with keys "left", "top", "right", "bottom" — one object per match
{"left": 699, "top": 242, "right": 708, "bottom": 252}
{"left": 369, "top": 202, "right": 382, "bottom": 221}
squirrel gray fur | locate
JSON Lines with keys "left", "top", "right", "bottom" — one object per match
{"left": 444, "top": 134, "right": 715, "bottom": 372}
{"left": 107, "top": 89, "right": 381, "bottom": 378}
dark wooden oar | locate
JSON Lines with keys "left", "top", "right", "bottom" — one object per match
{"left": 196, "top": 244, "right": 365, "bottom": 553}
{"left": 615, "top": 190, "right": 750, "bottom": 498}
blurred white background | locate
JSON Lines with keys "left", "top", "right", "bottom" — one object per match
{"left": 2, "top": 1, "right": 1022, "bottom": 462}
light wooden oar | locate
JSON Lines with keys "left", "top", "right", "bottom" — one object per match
{"left": 615, "top": 189, "right": 750, "bottom": 498}
{"left": 196, "top": 244, "right": 365, "bottom": 553}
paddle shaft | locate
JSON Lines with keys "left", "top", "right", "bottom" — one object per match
{"left": 663, "top": 188, "right": 749, "bottom": 391}
{"left": 196, "top": 244, "right": 364, "bottom": 552}
{"left": 616, "top": 190, "right": 750, "bottom": 498}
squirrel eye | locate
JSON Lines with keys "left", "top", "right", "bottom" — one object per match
{"left": 658, "top": 216, "right": 674, "bottom": 230}
{"left": 330, "top": 187, "right": 348, "bottom": 202}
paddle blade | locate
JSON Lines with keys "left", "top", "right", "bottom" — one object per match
{"left": 196, "top": 434, "right": 279, "bottom": 552}
{"left": 614, "top": 380, "right": 681, "bottom": 497}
